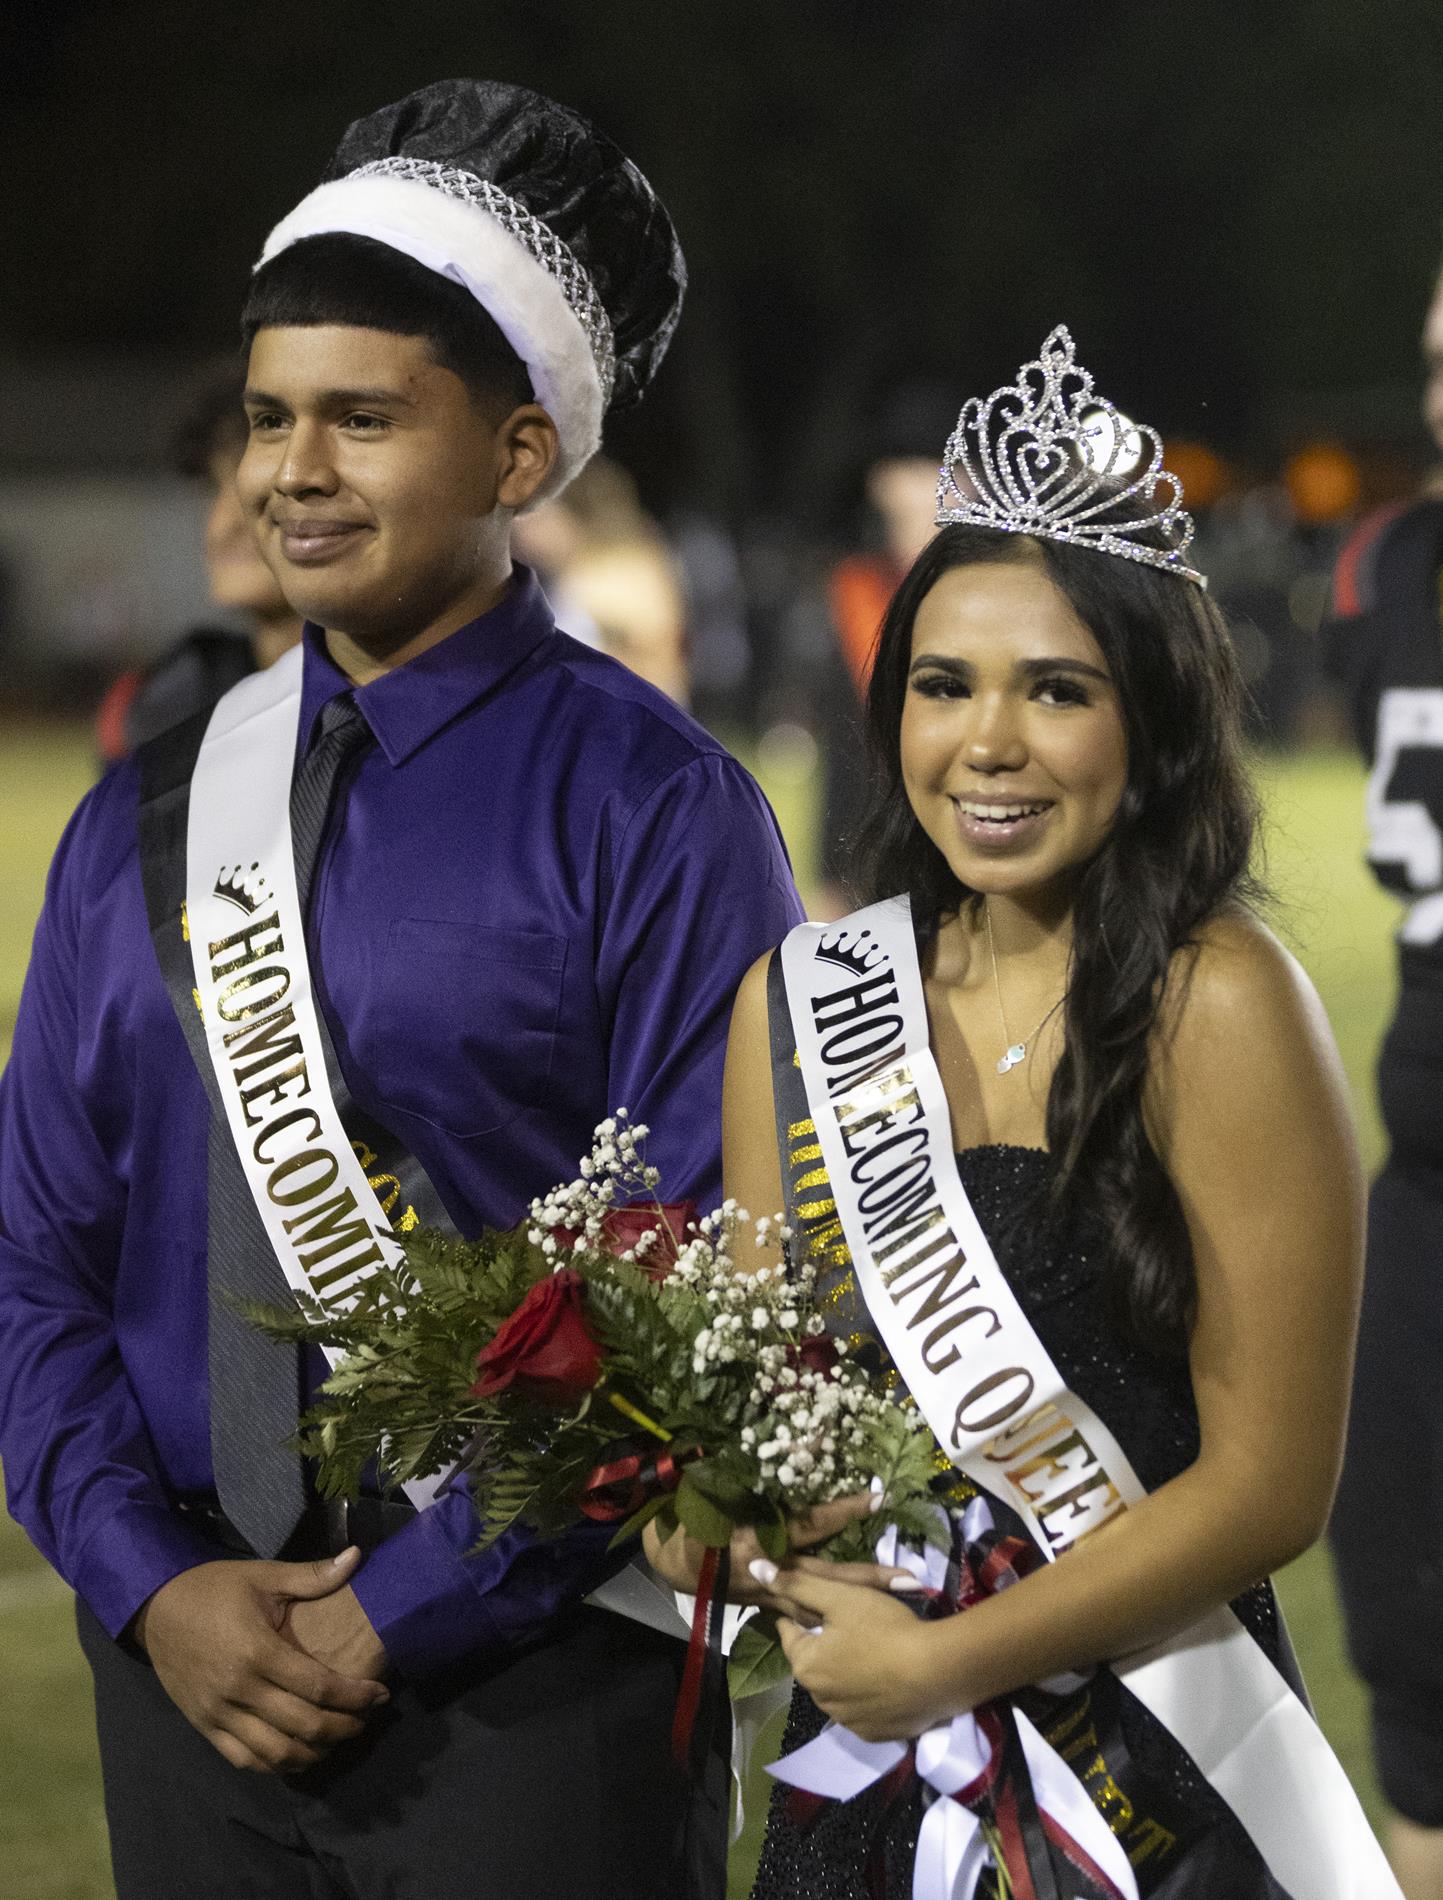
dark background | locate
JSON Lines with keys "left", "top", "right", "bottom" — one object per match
{"left": 3, "top": 0, "right": 1442, "bottom": 525}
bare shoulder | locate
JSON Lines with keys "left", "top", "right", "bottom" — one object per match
{"left": 723, "top": 947, "right": 783, "bottom": 1112}
{"left": 1150, "top": 905, "right": 1347, "bottom": 1149}
{"left": 729, "top": 947, "right": 777, "bottom": 1045}
{"left": 1161, "top": 907, "right": 1329, "bottom": 1060}
{"left": 723, "top": 947, "right": 788, "bottom": 1261}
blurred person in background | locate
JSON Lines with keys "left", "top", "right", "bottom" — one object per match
{"left": 802, "top": 386, "right": 958, "bottom": 916}
{"left": 1195, "top": 441, "right": 1361, "bottom": 747}
{"left": 512, "top": 452, "right": 689, "bottom": 704}
{"left": 1324, "top": 240, "right": 1443, "bottom": 1899}
{"left": 1274, "top": 442, "right": 1362, "bottom": 736}
{"left": 95, "top": 362, "right": 303, "bottom": 761}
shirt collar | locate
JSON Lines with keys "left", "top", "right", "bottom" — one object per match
{"left": 297, "top": 565, "right": 556, "bottom": 766}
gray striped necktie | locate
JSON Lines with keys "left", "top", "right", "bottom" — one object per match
{"left": 207, "top": 691, "right": 374, "bottom": 1556}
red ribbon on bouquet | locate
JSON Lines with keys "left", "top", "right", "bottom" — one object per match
{"left": 671, "top": 1543, "right": 731, "bottom": 1771}
{"left": 574, "top": 1435, "right": 725, "bottom": 1774}
{"left": 577, "top": 1444, "right": 693, "bottom": 1522}
{"left": 771, "top": 1500, "right": 1138, "bottom": 1900}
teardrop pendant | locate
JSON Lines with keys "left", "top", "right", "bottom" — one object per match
{"left": 996, "top": 1042, "right": 1027, "bottom": 1075}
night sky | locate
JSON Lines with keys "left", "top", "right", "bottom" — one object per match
{"left": 3, "top": 1, "right": 1441, "bottom": 519}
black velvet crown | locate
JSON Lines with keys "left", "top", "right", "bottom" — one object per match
{"left": 327, "top": 79, "right": 686, "bottom": 414}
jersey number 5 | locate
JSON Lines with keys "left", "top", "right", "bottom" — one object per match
{"left": 1369, "top": 688, "right": 1443, "bottom": 944}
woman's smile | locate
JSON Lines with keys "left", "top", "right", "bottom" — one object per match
{"left": 900, "top": 556, "right": 1128, "bottom": 906}
{"left": 948, "top": 794, "right": 1056, "bottom": 852}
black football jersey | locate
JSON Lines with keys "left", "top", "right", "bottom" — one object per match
{"left": 1325, "top": 498, "right": 1443, "bottom": 932}
{"left": 1325, "top": 497, "right": 1443, "bottom": 1173}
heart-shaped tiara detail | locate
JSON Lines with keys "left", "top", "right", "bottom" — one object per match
{"left": 935, "top": 326, "right": 1204, "bottom": 588}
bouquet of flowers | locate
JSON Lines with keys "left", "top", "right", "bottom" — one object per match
{"left": 247, "top": 1111, "right": 941, "bottom": 1684}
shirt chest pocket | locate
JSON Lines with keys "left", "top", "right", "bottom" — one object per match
{"left": 371, "top": 918, "right": 569, "bottom": 1139}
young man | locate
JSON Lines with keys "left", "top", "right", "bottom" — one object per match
{"left": 1323, "top": 256, "right": 1443, "bottom": 1900}
{"left": 1325, "top": 254, "right": 1443, "bottom": 1900}
{"left": 0, "top": 79, "right": 801, "bottom": 1899}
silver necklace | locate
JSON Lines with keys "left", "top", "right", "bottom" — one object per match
{"left": 983, "top": 901, "right": 1063, "bottom": 1076}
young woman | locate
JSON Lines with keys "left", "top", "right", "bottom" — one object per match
{"left": 648, "top": 333, "right": 1397, "bottom": 1897}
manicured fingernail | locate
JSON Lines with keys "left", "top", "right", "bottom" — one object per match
{"left": 868, "top": 1491, "right": 886, "bottom": 1514}
{"left": 888, "top": 1574, "right": 926, "bottom": 1593}
{"left": 748, "top": 1558, "right": 779, "bottom": 1587}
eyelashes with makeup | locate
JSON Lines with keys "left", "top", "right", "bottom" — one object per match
{"left": 908, "top": 672, "right": 1093, "bottom": 708}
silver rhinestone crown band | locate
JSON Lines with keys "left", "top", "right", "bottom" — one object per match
{"left": 348, "top": 157, "right": 617, "bottom": 406}
{"left": 935, "top": 326, "right": 1202, "bottom": 587}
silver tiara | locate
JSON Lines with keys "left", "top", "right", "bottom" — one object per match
{"left": 935, "top": 326, "right": 1203, "bottom": 586}
{"left": 348, "top": 157, "right": 617, "bottom": 406}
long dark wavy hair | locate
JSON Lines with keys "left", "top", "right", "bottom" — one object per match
{"left": 856, "top": 523, "right": 1262, "bottom": 1355}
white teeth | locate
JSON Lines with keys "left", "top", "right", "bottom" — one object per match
{"left": 954, "top": 800, "right": 1049, "bottom": 822}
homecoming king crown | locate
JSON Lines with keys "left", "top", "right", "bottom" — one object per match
{"left": 935, "top": 326, "right": 1204, "bottom": 587}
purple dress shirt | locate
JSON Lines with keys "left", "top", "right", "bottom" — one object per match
{"left": 0, "top": 567, "right": 802, "bottom": 1675}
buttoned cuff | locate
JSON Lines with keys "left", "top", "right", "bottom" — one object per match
{"left": 350, "top": 1485, "right": 631, "bottom": 1680}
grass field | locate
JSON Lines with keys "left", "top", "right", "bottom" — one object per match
{"left": 0, "top": 724, "right": 1402, "bottom": 1897}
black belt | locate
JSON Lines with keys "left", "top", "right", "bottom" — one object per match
{"left": 176, "top": 1493, "right": 416, "bottom": 1560}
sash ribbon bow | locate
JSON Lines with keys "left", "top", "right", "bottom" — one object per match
{"left": 769, "top": 1503, "right": 1140, "bottom": 1900}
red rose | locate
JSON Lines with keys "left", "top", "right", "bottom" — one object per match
{"left": 552, "top": 1200, "right": 697, "bottom": 1282}
{"left": 599, "top": 1201, "right": 697, "bottom": 1279}
{"left": 790, "top": 1334, "right": 841, "bottom": 1377}
{"left": 472, "top": 1269, "right": 604, "bottom": 1404}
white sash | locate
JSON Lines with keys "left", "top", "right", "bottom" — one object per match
{"left": 186, "top": 650, "right": 442, "bottom": 1512}
{"left": 187, "top": 651, "right": 409, "bottom": 1316}
{"left": 781, "top": 895, "right": 1397, "bottom": 1900}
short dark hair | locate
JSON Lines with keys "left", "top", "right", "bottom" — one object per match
{"left": 240, "top": 233, "right": 534, "bottom": 417}
{"left": 858, "top": 522, "right": 1261, "bottom": 1357}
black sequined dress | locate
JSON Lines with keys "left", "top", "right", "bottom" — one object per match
{"left": 750, "top": 1145, "right": 1294, "bottom": 1900}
